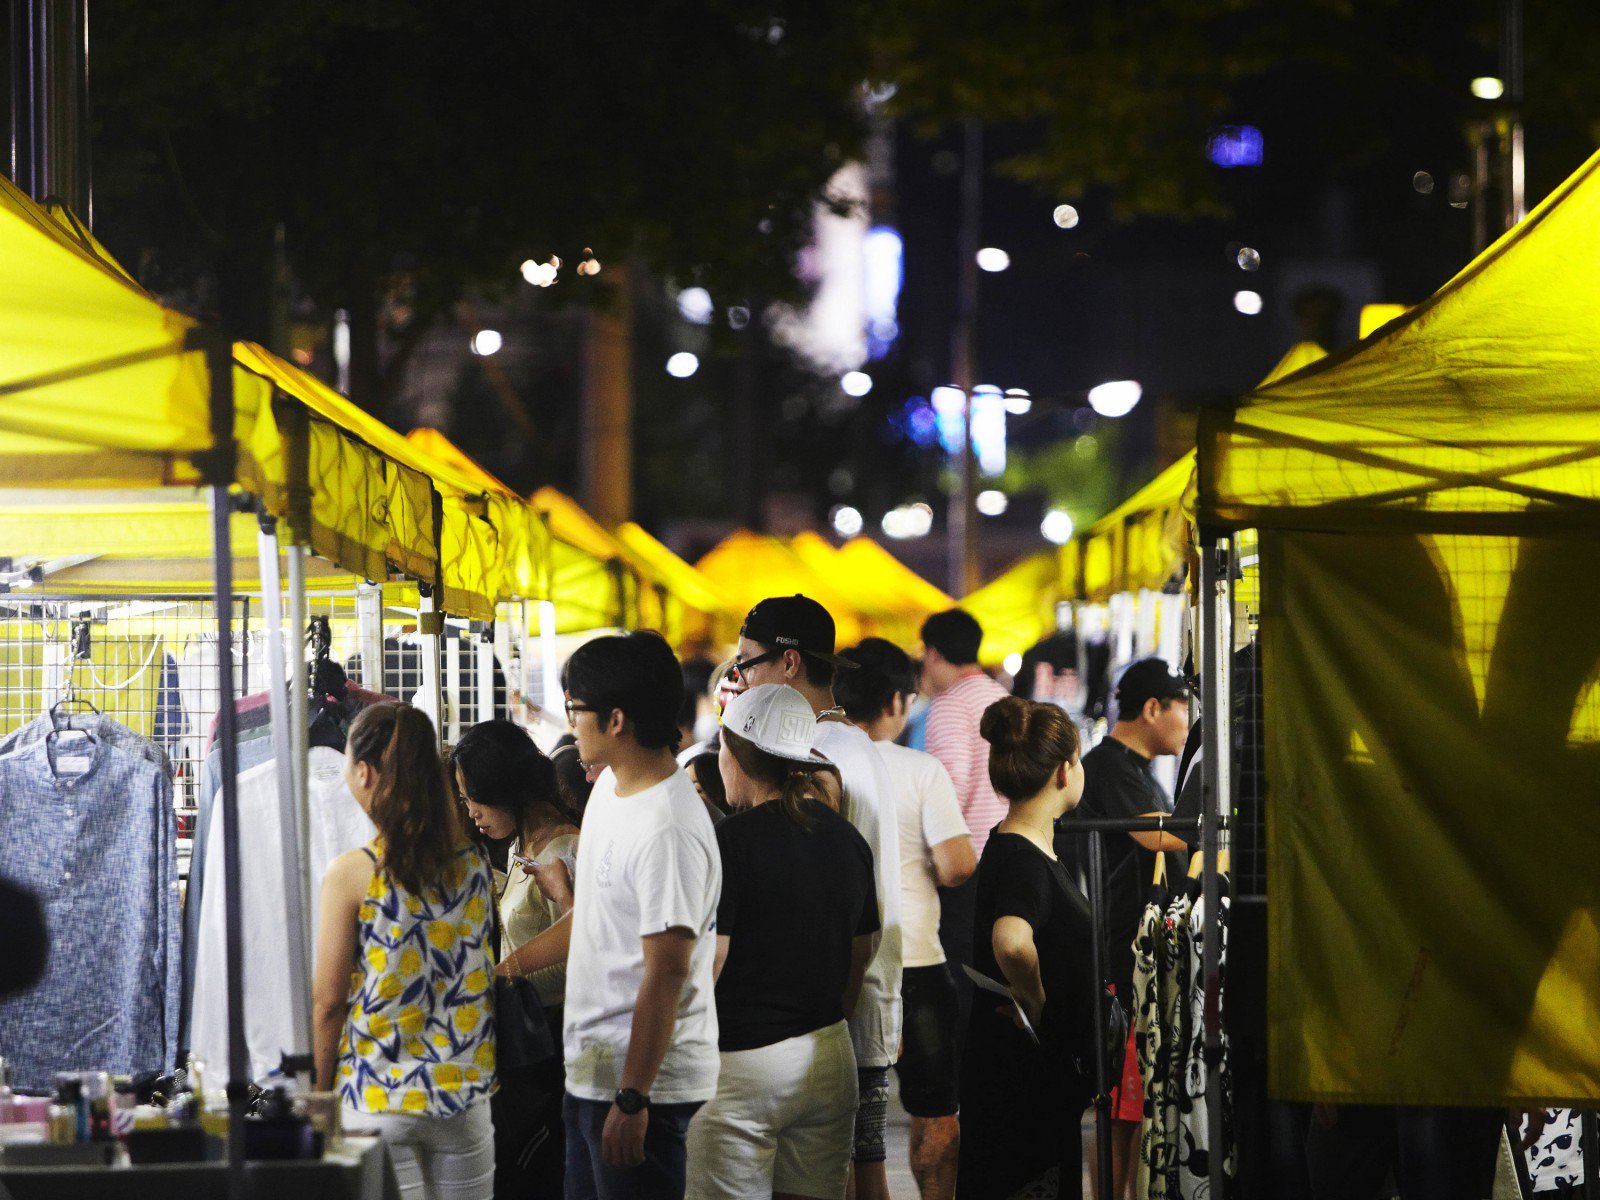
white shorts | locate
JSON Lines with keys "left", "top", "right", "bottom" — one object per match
{"left": 686, "top": 1020, "right": 859, "bottom": 1199}
{"left": 344, "top": 1097, "right": 494, "bottom": 1200}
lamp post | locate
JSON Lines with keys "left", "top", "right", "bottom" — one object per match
{"left": 947, "top": 120, "right": 983, "bottom": 597}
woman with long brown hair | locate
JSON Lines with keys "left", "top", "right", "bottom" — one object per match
{"left": 956, "top": 695, "right": 1096, "bottom": 1199}
{"left": 312, "top": 702, "right": 497, "bottom": 1200}
{"left": 685, "top": 683, "right": 878, "bottom": 1200}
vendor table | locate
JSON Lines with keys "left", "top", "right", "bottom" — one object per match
{"left": 0, "top": 1135, "right": 398, "bottom": 1200}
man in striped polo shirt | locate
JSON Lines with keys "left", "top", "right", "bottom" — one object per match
{"left": 918, "top": 609, "right": 1010, "bottom": 1043}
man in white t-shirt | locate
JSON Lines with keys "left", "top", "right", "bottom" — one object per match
{"left": 838, "top": 638, "right": 976, "bottom": 1200}
{"left": 732, "top": 595, "right": 903, "bottom": 1200}
{"left": 499, "top": 631, "right": 720, "bottom": 1200}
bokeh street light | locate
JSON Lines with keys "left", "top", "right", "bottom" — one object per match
{"left": 841, "top": 371, "right": 873, "bottom": 397}
{"left": 1040, "top": 509, "right": 1075, "bottom": 544}
{"left": 975, "top": 247, "right": 1011, "bottom": 273}
{"left": 1087, "top": 379, "right": 1142, "bottom": 418}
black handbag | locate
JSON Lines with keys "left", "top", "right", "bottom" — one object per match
{"left": 491, "top": 900, "right": 559, "bottom": 1071}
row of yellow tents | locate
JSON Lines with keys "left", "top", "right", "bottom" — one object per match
{"left": 0, "top": 170, "right": 971, "bottom": 651}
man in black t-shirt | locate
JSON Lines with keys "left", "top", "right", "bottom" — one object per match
{"left": 1055, "top": 657, "right": 1190, "bottom": 1199}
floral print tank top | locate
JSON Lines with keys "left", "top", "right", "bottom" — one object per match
{"left": 337, "top": 839, "right": 497, "bottom": 1115}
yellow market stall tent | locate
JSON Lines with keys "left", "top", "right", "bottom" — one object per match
{"left": 696, "top": 530, "right": 866, "bottom": 647}
{"left": 0, "top": 179, "right": 305, "bottom": 1184}
{"left": 613, "top": 521, "right": 741, "bottom": 648}
{"left": 1196, "top": 147, "right": 1600, "bottom": 1108}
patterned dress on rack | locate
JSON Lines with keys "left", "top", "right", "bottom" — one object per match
{"left": 1154, "top": 886, "right": 1197, "bottom": 1199}
{"left": 1178, "top": 887, "right": 1235, "bottom": 1199}
{"left": 1134, "top": 887, "right": 1170, "bottom": 1200}
{"left": 1522, "top": 1109, "right": 1584, "bottom": 1193}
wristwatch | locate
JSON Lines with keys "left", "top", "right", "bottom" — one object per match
{"left": 614, "top": 1088, "right": 651, "bottom": 1115}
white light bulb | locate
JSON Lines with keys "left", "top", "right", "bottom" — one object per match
{"left": 976, "top": 490, "right": 1009, "bottom": 516}
{"left": 1471, "top": 76, "right": 1505, "bottom": 100}
{"left": 470, "top": 329, "right": 503, "bottom": 357}
{"left": 1041, "top": 509, "right": 1075, "bottom": 545}
{"left": 1052, "top": 205, "right": 1079, "bottom": 229}
{"left": 831, "top": 505, "right": 864, "bottom": 538}
{"left": 976, "top": 247, "right": 1011, "bottom": 273}
{"left": 1003, "top": 652, "right": 1024, "bottom": 676}
{"left": 666, "top": 352, "right": 700, "bottom": 378}
{"left": 841, "top": 371, "right": 873, "bottom": 398}
{"left": 1233, "top": 290, "right": 1263, "bottom": 315}
{"left": 1086, "top": 380, "right": 1142, "bottom": 418}
{"left": 677, "top": 287, "right": 713, "bottom": 325}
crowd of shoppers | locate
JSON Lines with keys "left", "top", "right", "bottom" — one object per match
{"left": 308, "top": 597, "right": 1140, "bottom": 1200}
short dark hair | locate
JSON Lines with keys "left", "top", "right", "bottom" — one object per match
{"left": 449, "top": 720, "right": 568, "bottom": 830}
{"left": 834, "top": 638, "right": 918, "bottom": 722}
{"left": 550, "top": 743, "right": 594, "bottom": 821}
{"left": 921, "top": 608, "right": 983, "bottom": 666}
{"left": 562, "top": 631, "right": 685, "bottom": 751}
{"left": 687, "top": 752, "right": 729, "bottom": 815}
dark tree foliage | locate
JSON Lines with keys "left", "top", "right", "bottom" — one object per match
{"left": 45, "top": 0, "right": 875, "bottom": 410}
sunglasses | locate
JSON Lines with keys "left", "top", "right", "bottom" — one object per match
{"left": 730, "top": 648, "right": 782, "bottom": 678}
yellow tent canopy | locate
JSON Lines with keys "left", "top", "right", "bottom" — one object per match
{"left": 613, "top": 522, "right": 740, "bottom": 648}
{"left": 960, "top": 551, "right": 1063, "bottom": 667}
{"left": 788, "top": 533, "right": 956, "bottom": 647}
{"left": 1199, "top": 145, "right": 1600, "bottom": 533}
{"left": 696, "top": 530, "right": 864, "bottom": 647}
{"left": 1193, "top": 148, "right": 1600, "bottom": 1105}
{"left": 0, "top": 173, "right": 272, "bottom": 491}
{"left": 530, "top": 486, "right": 653, "bottom": 633}
{"left": 236, "top": 346, "right": 520, "bottom": 618}
{"left": 836, "top": 537, "right": 956, "bottom": 627}
{"left": 401, "top": 427, "right": 551, "bottom": 604}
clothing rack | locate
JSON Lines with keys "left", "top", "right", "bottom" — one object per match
{"left": 1054, "top": 814, "right": 1225, "bottom": 1200}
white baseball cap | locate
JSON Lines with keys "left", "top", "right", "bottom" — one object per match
{"left": 720, "top": 683, "right": 821, "bottom": 766}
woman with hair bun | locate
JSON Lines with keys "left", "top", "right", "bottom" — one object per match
{"left": 313, "top": 702, "right": 497, "bottom": 1200}
{"left": 956, "top": 696, "right": 1096, "bottom": 1199}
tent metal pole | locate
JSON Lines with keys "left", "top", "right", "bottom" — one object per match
{"left": 256, "top": 522, "right": 313, "bottom": 1082}
{"left": 540, "top": 600, "right": 562, "bottom": 714}
{"left": 476, "top": 625, "right": 496, "bottom": 724}
{"left": 356, "top": 581, "right": 385, "bottom": 693}
{"left": 286, "top": 544, "right": 314, "bottom": 1015}
{"left": 204, "top": 333, "right": 247, "bottom": 1196}
{"left": 444, "top": 631, "right": 463, "bottom": 742}
{"left": 1087, "top": 830, "right": 1112, "bottom": 1200}
{"left": 1199, "top": 528, "right": 1230, "bottom": 1199}
{"left": 419, "top": 585, "right": 444, "bottom": 730}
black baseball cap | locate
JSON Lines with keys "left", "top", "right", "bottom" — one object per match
{"left": 1115, "top": 657, "right": 1191, "bottom": 714}
{"left": 740, "top": 595, "right": 859, "bottom": 669}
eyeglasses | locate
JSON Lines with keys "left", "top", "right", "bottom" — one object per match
{"left": 564, "top": 700, "right": 597, "bottom": 724}
{"left": 730, "top": 648, "right": 782, "bottom": 678}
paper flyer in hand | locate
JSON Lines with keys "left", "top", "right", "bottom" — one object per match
{"left": 961, "top": 964, "right": 1040, "bottom": 1045}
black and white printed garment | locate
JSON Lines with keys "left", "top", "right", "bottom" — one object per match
{"left": 1155, "top": 886, "right": 1197, "bottom": 1198}
{"left": 1134, "top": 887, "right": 1170, "bottom": 1200}
{"left": 1177, "top": 885, "right": 1236, "bottom": 1199}
{"left": 1522, "top": 1109, "right": 1584, "bottom": 1193}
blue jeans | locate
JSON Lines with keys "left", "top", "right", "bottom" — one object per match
{"left": 563, "top": 1093, "right": 703, "bottom": 1200}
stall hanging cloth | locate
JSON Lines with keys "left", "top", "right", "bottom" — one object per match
{"left": 1262, "top": 530, "right": 1600, "bottom": 1106}
{"left": 0, "top": 716, "right": 180, "bottom": 1090}
{"left": 1134, "top": 876, "right": 1236, "bottom": 1199}
{"left": 188, "top": 745, "right": 375, "bottom": 1082}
